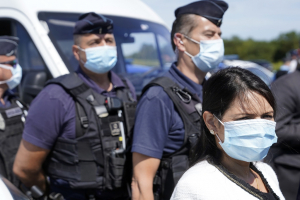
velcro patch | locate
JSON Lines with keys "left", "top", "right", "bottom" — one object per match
{"left": 5, "top": 107, "right": 22, "bottom": 118}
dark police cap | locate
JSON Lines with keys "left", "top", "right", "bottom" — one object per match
{"left": 175, "top": 0, "right": 228, "bottom": 27}
{"left": 0, "top": 36, "right": 19, "bottom": 56}
{"left": 73, "top": 12, "right": 113, "bottom": 35}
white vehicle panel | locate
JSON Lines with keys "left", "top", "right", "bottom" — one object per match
{"left": 0, "top": 8, "right": 69, "bottom": 77}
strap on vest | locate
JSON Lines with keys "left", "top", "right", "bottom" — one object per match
{"left": 46, "top": 73, "right": 99, "bottom": 182}
{"left": 142, "top": 77, "right": 202, "bottom": 200}
{"left": 117, "top": 77, "right": 135, "bottom": 102}
{"left": 141, "top": 77, "right": 201, "bottom": 154}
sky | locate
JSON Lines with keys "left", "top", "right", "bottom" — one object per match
{"left": 141, "top": 0, "right": 300, "bottom": 41}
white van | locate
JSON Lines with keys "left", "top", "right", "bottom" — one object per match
{"left": 0, "top": 0, "right": 175, "bottom": 104}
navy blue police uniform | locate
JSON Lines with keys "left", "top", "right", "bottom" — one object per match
{"left": 22, "top": 13, "right": 136, "bottom": 200}
{"left": 0, "top": 36, "right": 28, "bottom": 186}
{"left": 132, "top": 1, "right": 228, "bottom": 199}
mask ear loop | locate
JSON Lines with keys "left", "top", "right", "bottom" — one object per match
{"left": 76, "top": 46, "right": 86, "bottom": 65}
{"left": 184, "top": 51, "right": 194, "bottom": 58}
{"left": 184, "top": 35, "right": 200, "bottom": 45}
{"left": 213, "top": 114, "right": 224, "bottom": 143}
{"left": 182, "top": 35, "right": 201, "bottom": 58}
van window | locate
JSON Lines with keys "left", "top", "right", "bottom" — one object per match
{"left": 122, "top": 32, "right": 159, "bottom": 74}
{"left": 15, "top": 22, "right": 48, "bottom": 72}
{"left": 157, "top": 34, "right": 175, "bottom": 67}
{"left": 0, "top": 20, "right": 13, "bottom": 36}
{"left": 0, "top": 19, "right": 48, "bottom": 72}
{"left": 0, "top": 19, "right": 51, "bottom": 104}
{"left": 38, "top": 12, "right": 176, "bottom": 93}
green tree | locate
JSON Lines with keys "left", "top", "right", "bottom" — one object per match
{"left": 272, "top": 31, "right": 300, "bottom": 62}
{"left": 224, "top": 31, "right": 300, "bottom": 64}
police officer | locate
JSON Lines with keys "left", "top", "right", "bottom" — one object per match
{"left": 13, "top": 12, "right": 136, "bottom": 200}
{"left": 0, "top": 36, "right": 27, "bottom": 186}
{"left": 131, "top": 1, "right": 228, "bottom": 200}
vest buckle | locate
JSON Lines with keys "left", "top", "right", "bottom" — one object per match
{"left": 172, "top": 87, "right": 191, "bottom": 103}
{"left": 162, "top": 161, "right": 169, "bottom": 168}
{"left": 80, "top": 116, "right": 89, "bottom": 128}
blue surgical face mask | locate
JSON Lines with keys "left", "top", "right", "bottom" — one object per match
{"left": 0, "top": 64, "right": 22, "bottom": 90}
{"left": 78, "top": 45, "right": 117, "bottom": 74}
{"left": 213, "top": 116, "right": 277, "bottom": 162}
{"left": 184, "top": 36, "right": 224, "bottom": 72}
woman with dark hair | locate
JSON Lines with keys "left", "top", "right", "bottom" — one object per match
{"left": 171, "top": 67, "right": 285, "bottom": 200}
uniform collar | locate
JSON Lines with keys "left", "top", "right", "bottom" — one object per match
{"left": 76, "top": 67, "right": 125, "bottom": 94}
{"left": 168, "top": 62, "right": 204, "bottom": 97}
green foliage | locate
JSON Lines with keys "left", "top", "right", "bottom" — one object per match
{"left": 272, "top": 61, "right": 283, "bottom": 71}
{"left": 127, "top": 44, "right": 158, "bottom": 60}
{"left": 125, "top": 44, "right": 159, "bottom": 66}
{"left": 224, "top": 31, "right": 300, "bottom": 63}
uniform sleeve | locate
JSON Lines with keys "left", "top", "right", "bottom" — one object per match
{"left": 22, "top": 85, "right": 73, "bottom": 150}
{"left": 131, "top": 86, "right": 172, "bottom": 159}
{"left": 271, "top": 74, "right": 300, "bottom": 150}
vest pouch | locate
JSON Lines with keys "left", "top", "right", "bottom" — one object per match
{"left": 105, "top": 152, "right": 126, "bottom": 190}
{"left": 0, "top": 123, "right": 23, "bottom": 185}
{"left": 160, "top": 155, "right": 189, "bottom": 200}
{"left": 171, "top": 155, "right": 189, "bottom": 186}
{"left": 188, "top": 133, "right": 198, "bottom": 149}
{"left": 188, "top": 133, "right": 199, "bottom": 159}
{"left": 46, "top": 137, "right": 80, "bottom": 181}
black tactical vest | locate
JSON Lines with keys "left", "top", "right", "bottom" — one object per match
{"left": 0, "top": 97, "right": 28, "bottom": 187}
{"left": 141, "top": 77, "right": 202, "bottom": 200}
{"left": 44, "top": 73, "right": 136, "bottom": 191}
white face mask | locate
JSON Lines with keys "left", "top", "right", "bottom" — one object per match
{"left": 214, "top": 115, "right": 277, "bottom": 162}
{"left": 184, "top": 35, "right": 224, "bottom": 72}
{"left": 78, "top": 45, "right": 117, "bottom": 74}
{"left": 0, "top": 64, "right": 22, "bottom": 90}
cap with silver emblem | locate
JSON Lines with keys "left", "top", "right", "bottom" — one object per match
{"left": 175, "top": 0, "right": 228, "bottom": 27}
{"left": 73, "top": 12, "right": 113, "bottom": 35}
{"left": 0, "top": 36, "right": 19, "bottom": 57}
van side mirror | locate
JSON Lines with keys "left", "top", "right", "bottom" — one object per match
{"left": 122, "top": 36, "right": 135, "bottom": 43}
{"left": 21, "top": 71, "right": 47, "bottom": 105}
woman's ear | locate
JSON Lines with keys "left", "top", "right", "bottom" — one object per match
{"left": 203, "top": 111, "right": 218, "bottom": 133}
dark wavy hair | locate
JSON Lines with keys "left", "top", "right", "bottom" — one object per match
{"left": 191, "top": 67, "right": 276, "bottom": 165}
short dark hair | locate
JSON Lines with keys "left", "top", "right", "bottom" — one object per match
{"left": 191, "top": 67, "right": 276, "bottom": 165}
{"left": 170, "top": 14, "right": 198, "bottom": 51}
{"left": 73, "top": 35, "right": 81, "bottom": 46}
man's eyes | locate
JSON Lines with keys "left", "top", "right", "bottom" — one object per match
{"left": 105, "top": 39, "right": 114, "bottom": 43}
{"left": 205, "top": 34, "right": 214, "bottom": 38}
{"left": 88, "top": 39, "right": 114, "bottom": 45}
